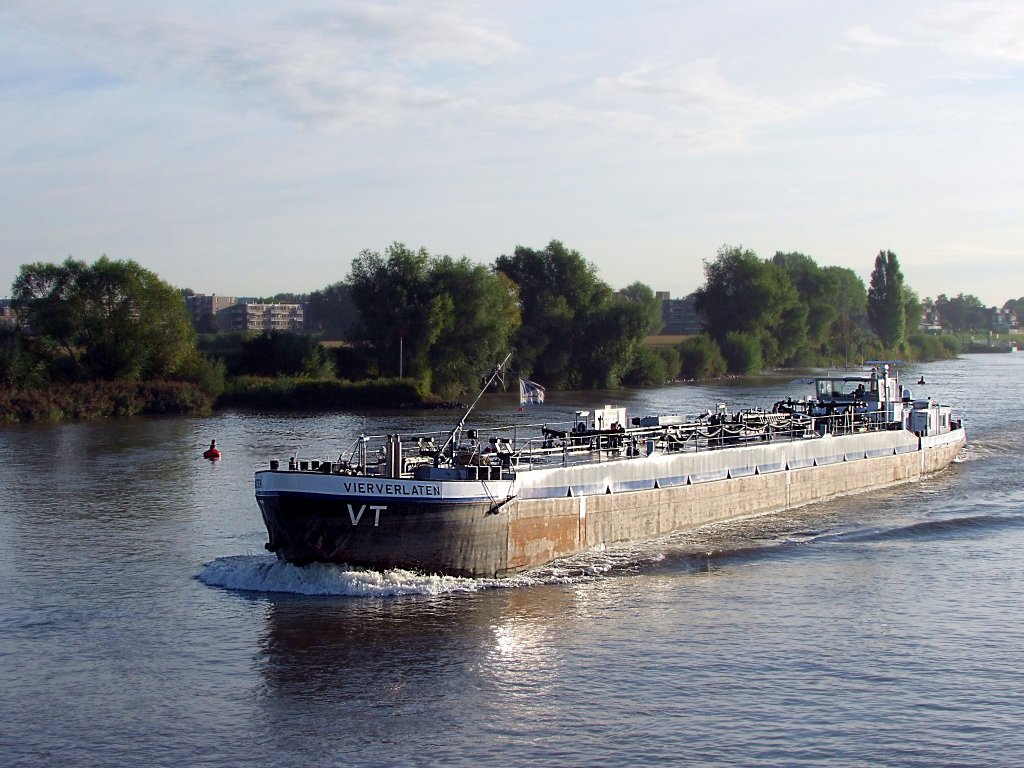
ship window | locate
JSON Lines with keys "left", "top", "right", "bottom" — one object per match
{"left": 817, "top": 379, "right": 865, "bottom": 399}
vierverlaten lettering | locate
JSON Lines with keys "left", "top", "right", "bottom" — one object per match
{"left": 341, "top": 481, "right": 440, "bottom": 497}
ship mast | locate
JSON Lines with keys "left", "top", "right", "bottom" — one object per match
{"left": 435, "top": 351, "right": 512, "bottom": 466}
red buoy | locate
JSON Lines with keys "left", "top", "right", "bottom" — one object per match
{"left": 203, "top": 440, "right": 221, "bottom": 460}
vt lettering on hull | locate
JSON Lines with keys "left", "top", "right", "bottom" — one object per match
{"left": 347, "top": 504, "right": 386, "bottom": 526}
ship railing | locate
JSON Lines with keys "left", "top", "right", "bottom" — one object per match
{"left": 287, "top": 407, "right": 903, "bottom": 477}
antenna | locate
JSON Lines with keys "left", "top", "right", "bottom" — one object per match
{"left": 435, "top": 352, "right": 513, "bottom": 465}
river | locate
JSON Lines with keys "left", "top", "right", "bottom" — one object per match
{"left": 1, "top": 354, "right": 1022, "bottom": 767}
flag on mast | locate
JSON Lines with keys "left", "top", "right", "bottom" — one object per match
{"left": 519, "top": 378, "right": 545, "bottom": 406}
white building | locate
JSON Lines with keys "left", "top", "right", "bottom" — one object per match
{"left": 216, "top": 302, "right": 305, "bottom": 332}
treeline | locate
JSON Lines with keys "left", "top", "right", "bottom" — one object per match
{"left": 337, "top": 241, "right": 667, "bottom": 395}
{"left": 677, "top": 246, "right": 961, "bottom": 377}
{"left": 0, "top": 241, "right": 1001, "bottom": 422}
{"left": 268, "top": 240, "right": 671, "bottom": 396}
{"left": 239, "top": 242, "right": 967, "bottom": 386}
{"left": 0, "top": 243, "right": 670, "bottom": 419}
{"left": 927, "top": 293, "right": 1021, "bottom": 333}
{"left": 0, "top": 257, "right": 221, "bottom": 421}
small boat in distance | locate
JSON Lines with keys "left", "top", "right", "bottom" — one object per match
{"left": 254, "top": 361, "right": 965, "bottom": 578}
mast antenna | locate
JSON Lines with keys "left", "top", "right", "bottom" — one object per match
{"left": 436, "top": 352, "right": 513, "bottom": 465}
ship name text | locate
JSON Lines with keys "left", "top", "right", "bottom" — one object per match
{"left": 342, "top": 481, "right": 441, "bottom": 497}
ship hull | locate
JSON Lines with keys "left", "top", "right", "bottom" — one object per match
{"left": 257, "top": 427, "right": 966, "bottom": 578}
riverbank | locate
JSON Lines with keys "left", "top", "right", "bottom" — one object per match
{"left": 215, "top": 376, "right": 431, "bottom": 410}
{"left": 0, "top": 379, "right": 212, "bottom": 423}
{"left": 0, "top": 375, "right": 439, "bottom": 423}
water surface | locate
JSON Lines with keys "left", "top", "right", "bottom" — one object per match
{"left": 2, "top": 355, "right": 1022, "bottom": 767}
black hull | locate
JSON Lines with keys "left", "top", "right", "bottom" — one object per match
{"left": 259, "top": 495, "right": 511, "bottom": 578}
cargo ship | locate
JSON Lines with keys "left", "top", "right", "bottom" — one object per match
{"left": 255, "top": 362, "right": 965, "bottom": 578}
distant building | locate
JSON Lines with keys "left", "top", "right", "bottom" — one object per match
{"left": 216, "top": 302, "right": 305, "bottom": 333}
{"left": 184, "top": 293, "right": 237, "bottom": 326}
{"left": 991, "top": 306, "right": 1017, "bottom": 332}
{"left": 921, "top": 305, "right": 942, "bottom": 333}
{"left": 657, "top": 291, "right": 703, "bottom": 335}
{"left": 0, "top": 298, "right": 14, "bottom": 326}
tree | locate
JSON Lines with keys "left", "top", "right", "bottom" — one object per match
{"left": 825, "top": 266, "right": 868, "bottom": 367}
{"left": 618, "top": 281, "right": 663, "bottom": 335}
{"left": 694, "top": 245, "right": 805, "bottom": 369}
{"left": 238, "top": 331, "right": 335, "bottom": 378}
{"left": 0, "top": 326, "right": 48, "bottom": 388}
{"left": 348, "top": 243, "right": 439, "bottom": 385}
{"left": 426, "top": 256, "right": 521, "bottom": 397}
{"left": 903, "top": 288, "right": 923, "bottom": 338}
{"left": 347, "top": 243, "right": 520, "bottom": 396}
{"left": 307, "top": 281, "right": 359, "bottom": 339}
{"left": 576, "top": 295, "right": 654, "bottom": 388}
{"left": 677, "top": 334, "right": 727, "bottom": 379}
{"left": 866, "top": 250, "right": 906, "bottom": 351}
{"left": 496, "top": 240, "right": 603, "bottom": 387}
{"left": 772, "top": 252, "right": 838, "bottom": 361}
{"left": 11, "top": 256, "right": 196, "bottom": 380}
{"left": 935, "top": 293, "right": 987, "bottom": 332}
{"left": 496, "top": 240, "right": 650, "bottom": 389}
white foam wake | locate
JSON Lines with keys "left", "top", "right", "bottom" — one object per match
{"left": 195, "top": 543, "right": 664, "bottom": 597}
{"left": 197, "top": 554, "right": 522, "bottom": 596}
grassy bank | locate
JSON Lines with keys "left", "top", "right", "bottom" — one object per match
{"left": 0, "top": 380, "right": 212, "bottom": 423}
{"left": 0, "top": 376, "right": 439, "bottom": 423}
{"left": 215, "top": 376, "right": 431, "bottom": 410}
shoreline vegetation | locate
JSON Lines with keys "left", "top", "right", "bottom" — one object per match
{"left": 0, "top": 377, "right": 439, "bottom": 424}
{"left": 216, "top": 376, "right": 433, "bottom": 411}
{"left": 2, "top": 328, "right": 1020, "bottom": 424}
{"left": 3, "top": 245, "right": 1021, "bottom": 424}
{"left": 0, "top": 379, "right": 212, "bottom": 424}
{"left": 0, "top": 340, "right": 1012, "bottom": 425}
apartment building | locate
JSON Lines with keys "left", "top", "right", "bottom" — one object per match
{"left": 184, "top": 293, "right": 237, "bottom": 326}
{"left": 216, "top": 302, "right": 305, "bottom": 332}
{"left": 657, "top": 291, "right": 703, "bottom": 335}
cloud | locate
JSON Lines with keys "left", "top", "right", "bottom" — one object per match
{"left": 594, "top": 58, "right": 782, "bottom": 150}
{"left": 594, "top": 58, "right": 884, "bottom": 153}
{"left": 287, "top": 3, "right": 520, "bottom": 66}
{"left": 842, "top": 2, "right": 1024, "bottom": 77}
{"left": 924, "top": 1, "right": 1024, "bottom": 62}
{"left": 5, "top": 1, "right": 520, "bottom": 128}
{"left": 845, "top": 25, "right": 907, "bottom": 48}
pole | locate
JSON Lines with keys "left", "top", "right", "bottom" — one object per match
{"left": 436, "top": 351, "right": 512, "bottom": 465}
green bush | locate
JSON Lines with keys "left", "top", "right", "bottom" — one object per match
{"left": 939, "top": 335, "right": 961, "bottom": 355}
{"left": 907, "top": 332, "right": 959, "bottom": 362}
{"left": 216, "top": 376, "right": 429, "bottom": 410}
{"left": 678, "top": 334, "right": 727, "bottom": 379}
{"left": 655, "top": 346, "right": 681, "bottom": 381}
{"left": 237, "top": 331, "right": 336, "bottom": 378}
{"left": 333, "top": 343, "right": 376, "bottom": 380}
{"left": 0, "top": 326, "right": 48, "bottom": 389}
{"left": 175, "top": 351, "right": 227, "bottom": 400}
{"left": 721, "top": 331, "right": 763, "bottom": 374}
{"left": 0, "top": 379, "right": 212, "bottom": 423}
{"left": 621, "top": 345, "right": 670, "bottom": 386}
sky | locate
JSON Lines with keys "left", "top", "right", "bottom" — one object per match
{"left": 1, "top": 1, "right": 1022, "bottom": 305}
